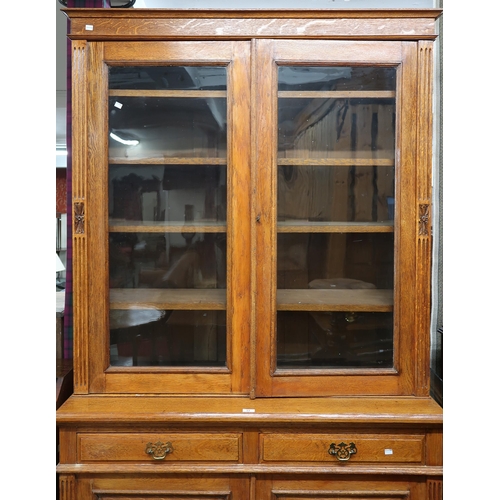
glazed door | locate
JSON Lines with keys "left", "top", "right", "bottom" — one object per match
{"left": 80, "top": 41, "right": 251, "bottom": 394}
{"left": 254, "top": 39, "right": 420, "bottom": 396}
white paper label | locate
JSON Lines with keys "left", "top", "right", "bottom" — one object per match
{"left": 114, "top": 102, "right": 123, "bottom": 109}
{"left": 384, "top": 449, "right": 393, "bottom": 455}
{"left": 85, "top": 24, "right": 94, "bottom": 31}
{"left": 242, "top": 408, "right": 255, "bottom": 413}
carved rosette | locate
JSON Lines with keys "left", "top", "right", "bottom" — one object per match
{"left": 74, "top": 201, "right": 85, "bottom": 234}
{"left": 418, "top": 203, "right": 430, "bottom": 236}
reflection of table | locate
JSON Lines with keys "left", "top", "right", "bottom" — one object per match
{"left": 110, "top": 309, "right": 168, "bottom": 366}
{"left": 110, "top": 309, "right": 165, "bottom": 329}
{"left": 56, "top": 291, "right": 65, "bottom": 359}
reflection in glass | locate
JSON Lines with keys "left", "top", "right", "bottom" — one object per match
{"left": 107, "top": 66, "right": 228, "bottom": 369}
{"left": 277, "top": 66, "right": 395, "bottom": 92}
{"left": 110, "top": 309, "right": 226, "bottom": 367}
{"left": 278, "top": 165, "right": 394, "bottom": 223}
{"left": 109, "top": 232, "right": 226, "bottom": 290}
{"left": 277, "top": 311, "right": 393, "bottom": 368}
{"left": 108, "top": 231, "right": 226, "bottom": 367}
{"left": 109, "top": 164, "right": 227, "bottom": 223}
{"left": 109, "top": 66, "right": 227, "bottom": 91}
{"left": 277, "top": 233, "right": 394, "bottom": 290}
{"left": 278, "top": 98, "right": 395, "bottom": 156}
{"left": 276, "top": 66, "right": 396, "bottom": 371}
{"left": 278, "top": 67, "right": 395, "bottom": 157}
{"left": 108, "top": 97, "right": 227, "bottom": 161}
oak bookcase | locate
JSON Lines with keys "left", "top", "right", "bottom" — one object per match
{"left": 57, "top": 8, "right": 443, "bottom": 500}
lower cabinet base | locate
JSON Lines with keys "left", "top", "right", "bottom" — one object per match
{"left": 57, "top": 396, "right": 443, "bottom": 500}
{"left": 58, "top": 474, "right": 443, "bottom": 500}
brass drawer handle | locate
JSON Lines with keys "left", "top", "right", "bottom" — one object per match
{"left": 145, "top": 441, "right": 173, "bottom": 460}
{"left": 328, "top": 442, "right": 357, "bottom": 461}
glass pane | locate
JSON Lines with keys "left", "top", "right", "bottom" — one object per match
{"left": 108, "top": 66, "right": 228, "bottom": 368}
{"left": 109, "top": 232, "right": 226, "bottom": 290}
{"left": 277, "top": 233, "right": 394, "bottom": 290}
{"left": 278, "top": 67, "right": 395, "bottom": 157}
{"left": 108, "top": 97, "right": 227, "bottom": 161}
{"left": 278, "top": 165, "right": 394, "bottom": 223}
{"left": 277, "top": 311, "right": 393, "bottom": 368}
{"left": 109, "top": 66, "right": 227, "bottom": 91}
{"left": 276, "top": 66, "right": 396, "bottom": 370}
{"left": 110, "top": 309, "right": 226, "bottom": 367}
{"left": 109, "top": 164, "right": 227, "bottom": 223}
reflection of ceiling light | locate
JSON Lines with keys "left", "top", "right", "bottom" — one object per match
{"left": 110, "top": 132, "right": 139, "bottom": 146}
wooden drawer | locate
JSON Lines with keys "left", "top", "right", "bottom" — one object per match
{"left": 260, "top": 433, "right": 425, "bottom": 464}
{"left": 78, "top": 432, "right": 242, "bottom": 463}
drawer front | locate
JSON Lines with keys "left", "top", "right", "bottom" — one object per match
{"left": 78, "top": 432, "right": 242, "bottom": 463}
{"left": 261, "top": 433, "right": 424, "bottom": 464}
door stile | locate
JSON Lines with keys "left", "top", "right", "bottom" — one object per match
{"left": 227, "top": 40, "right": 252, "bottom": 394}
{"left": 87, "top": 41, "right": 110, "bottom": 394}
{"left": 254, "top": 39, "right": 278, "bottom": 397}
{"left": 396, "top": 42, "right": 420, "bottom": 395}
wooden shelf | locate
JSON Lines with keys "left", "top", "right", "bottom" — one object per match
{"left": 278, "top": 90, "right": 395, "bottom": 99}
{"left": 110, "top": 288, "right": 226, "bottom": 310}
{"left": 109, "top": 89, "right": 227, "bottom": 98}
{"left": 109, "top": 220, "right": 227, "bottom": 233}
{"left": 277, "top": 221, "right": 393, "bottom": 233}
{"left": 278, "top": 157, "right": 394, "bottom": 166}
{"left": 108, "top": 220, "right": 391, "bottom": 234}
{"left": 109, "top": 288, "right": 392, "bottom": 313}
{"left": 277, "top": 150, "right": 394, "bottom": 166}
{"left": 111, "top": 90, "right": 394, "bottom": 99}
{"left": 109, "top": 156, "right": 226, "bottom": 165}
{"left": 109, "top": 154, "right": 392, "bottom": 167}
{"left": 277, "top": 289, "right": 393, "bottom": 312}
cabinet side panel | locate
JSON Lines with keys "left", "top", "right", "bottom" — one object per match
{"left": 58, "top": 428, "right": 77, "bottom": 464}
{"left": 426, "top": 430, "right": 443, "bottom": 466}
